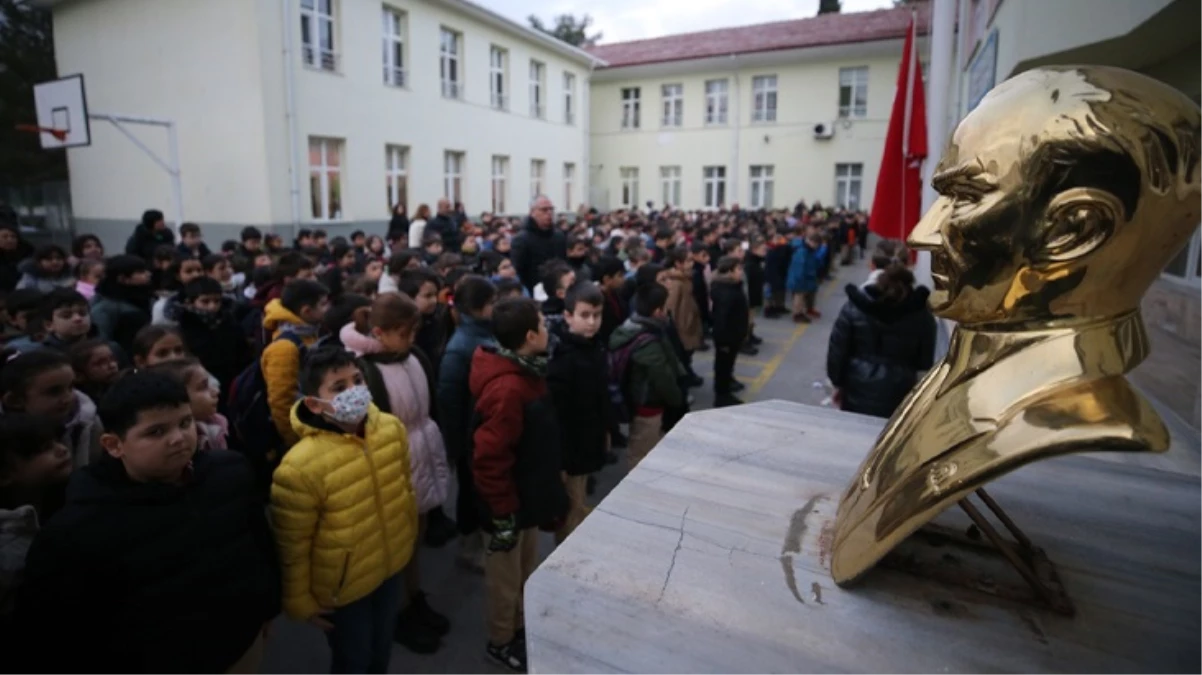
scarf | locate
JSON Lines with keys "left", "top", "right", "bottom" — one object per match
{"left": 497, "top": 347, "right": 548, "bottom": 377}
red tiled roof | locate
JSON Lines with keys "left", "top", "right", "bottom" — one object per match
{"left": 588, "top": 3, "right": 930, "bottom": 69}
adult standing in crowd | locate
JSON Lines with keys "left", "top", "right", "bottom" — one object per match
{"left": 388, "top": 202, "right": 410, "bottom": 244}
{"left": 825, "top": 247, "right": 936, "bottom": 419}
{"left": 125, "top": 209, "right": 175, "bottom": 262}
{"left": 0, "top": 220, "right": 34, "bottom": 292}
{"left": 511, "top": 195, "right": 566, "bottom": 294}
{"left": 425, "top": 199, "right": 460, "bottom": 253}
{"left": 407, "top": 204, "right": 432, "bottom": 250}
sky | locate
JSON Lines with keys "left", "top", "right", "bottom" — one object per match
{"left": 489, "top": 0, "right": 897, "bottom": 44}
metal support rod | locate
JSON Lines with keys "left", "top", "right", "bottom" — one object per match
{"left": 958, "top": 498, "right": 1057, "bottom": 607}
{"left": 89, "top": 113, "right": 184, "bottom": 237}
{"left": 975, "top": 488, "right": 1034, "bottom": 552}
{"left": 165, "top": 122, "right": 185, "bottom": 237}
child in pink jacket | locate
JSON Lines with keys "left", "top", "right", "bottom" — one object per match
{"left": 341, "top": 292, "right": 452, "bottom": 654}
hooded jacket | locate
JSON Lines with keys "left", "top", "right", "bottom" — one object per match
{"left": 124, "top": 223, "right": 175, "bottom": 262}
{"left": 15, "top": 258, "right": 75, "bottom": 293}
{"left": 787, "top": 238, "right": 820, "bottom": 293}
{"left": 710, "top": 277, "right": 750, "bottom": 347}
{"left": 511, "top": 217, "right": 568, "bottom": 293}
{"left": 341, "top": 323, "right": 450, "bottom": 514}
{"left": 826, "top": 284, "right": 937, "bottom": 418}
{"left": 271, "top": 402, "right": 417, "bottom": 619}
{"left": 261, "top": 299, "right": 321, "bottom": 445}
{"left": 608, "top": 317, "right": 686, "bottom": 412}
{"left": 178, "top": 298, "right": 253, "bottom": 393}
{"left": 90, "top": 279, "right": 154, "bottom": 350}
{"left": 13, "top": 451, "right": 280, "bottom": 673}
{"left": 547, "top": 330, "right": 610, "bottom": 476}
{"left": 665, "top": 270, "right": 703, "bottom": 351}
{"left": 436, "top": 314, "right": 495, "bottom": 465}
{"left": 469, "top": 346, "right": 568, "bottom": 529}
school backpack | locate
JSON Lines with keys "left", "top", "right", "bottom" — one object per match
{"left": 227, "top": 331, "right": 305, "bottom": 492}
{"left": 606, "top": 332, "right": 656, "bottom": 423}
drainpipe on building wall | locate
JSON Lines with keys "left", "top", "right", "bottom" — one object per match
{"left": 729, "top": 54, "right": 740, "bottom": 208}
{"left": 920, "top": 0, "right": 958, "bottom": 358}
{"left": 281, "top": 0, "right": 302, "bottom": 230}
{"left": 583, "top": 60, "right": 596, "bottom": 213}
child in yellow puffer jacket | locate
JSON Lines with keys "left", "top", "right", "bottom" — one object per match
{"left": 261, "top": 280, "right": 328, "bottom": 447}
{"left": 270, "top": 347, "right": 418, "bottom": 674}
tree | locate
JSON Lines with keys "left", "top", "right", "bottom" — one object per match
{"left": 528, "top": 13, "right": 602, "bottom": 48}
{"left": 817, "top": 0, "right": 842, "bottom": 15}
{"left": 893, "top": 0, "right": 922, "bottom": 6}
{"left": 0, "top": 0, "right": 66, "bottom": 186}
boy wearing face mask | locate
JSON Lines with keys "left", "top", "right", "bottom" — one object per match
{"left": 271, "top": 347, "right": 418, "bottom": 674}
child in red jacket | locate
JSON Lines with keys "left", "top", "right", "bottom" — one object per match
{"left": 469, "top": 297, "right": 568, "bottom": 673}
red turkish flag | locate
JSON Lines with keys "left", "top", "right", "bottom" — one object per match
{"left": 869, "top": 13, "right": 928, "bottom": 243}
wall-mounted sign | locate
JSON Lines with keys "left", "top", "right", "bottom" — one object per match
{"left": 966, "top": 29, "right": 998, "bottom": 112}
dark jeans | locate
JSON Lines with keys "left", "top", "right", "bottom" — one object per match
{"left": 714, "top": 345, "right": 738, "bottom": 395}
{"left": 327, "top": 572, "right": 403, "bottom": 674}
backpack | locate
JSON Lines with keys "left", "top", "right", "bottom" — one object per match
{"left": 227, "top": 331, "right": 305, "bottom": 492}
{"left": 606, "top": 332, "right": 656, "bottom": 423}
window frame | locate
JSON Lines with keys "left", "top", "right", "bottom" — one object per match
{"left": 619, "top": 167, "right": 639, "bottom": 208}
{"left": 660, "top": 165, "right": 681, "bottom": 207}
{"left": 564, "top": 72, "right": 576, "bottom": 125}
{"left": 834, "top": 163, "right": 864, "bottom": 210}
{"left": 489, "top": 45, "right": 508, "bottom": 111}
{"left": 491, "top": 155, "right": 508, "bottom": 214}
{"left": 381, "top": 6, "right": 406, "bottom": 87}
{"left": 621, "top": 87, "right": 641, "bottom": 130}
{"left": 703, "top": 165, "right": 726, "bottom": 208}
{"left": 529, "top": 60, "right": 546, "bottom": 119}
{"left": 661, "top": 83, "right": 683, "bottom": 128}
{"left": 300, "top": 0, "right": 338, "bottom": 72}
{"left": 308, "top": 136, "right": 343, "bottom": 221}
{"left": 704, "top": 79, "right": 729, "bottom": 126}
{"left": 443, "top": 150, "right": 464, "bottom": 203}
{"left": 751, "top": 75, "right": 778, "bottom": 123}
{"left": 530, "top": 159, "right": 545, "bottom": 198}
{"left": 440, "top": 27, "right": 462, "bottom": 100}
{"left": 385, "top": 144, "right": 408, "bottom": 212}
{"left": 564, "top": 162, "right": 575, "bottom": 210}
{"left": 749, "top": 165, "right": 774, "bottom": 209}
{"left": 838, "top": 66, "right": 869, "bottom": 119}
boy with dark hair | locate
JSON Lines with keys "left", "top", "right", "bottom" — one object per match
{"left": 422, "top": 236, "right": 445, "bottom": 265}
{"left": 90, "top": 254, "right": 155, "bottom": 352}
{"left": 178, "top": 276, "right": 251, "bottom": 394}
{"left": 595, "top": 255, "right": 628, "bottom": 346}
{"left": 651, "top": 229, "right": 674, "bottom": 264}
{"left": 312, "top": 229, "right": 329, "bottom": 250}
{"left": 538, "top": 259, "right": 575, "bottom": 339}
{"left": 271, "top": 347, "right": 418, "bottom": 674}
{"left": 565, "top": 236, "right": 593, "bottom": 283}
{"left": 19, "top": 288, "right": 128, "bottom": 365}
{"left": 3, "top": 288, "right": 44, "bottom": 345}
{"left": 294, "top": 228, "right": 314, "bottom": 250}
{"left": 262, "top": 279, "right": 329, "bottom": 448}
{"left": 470, "top": 297, "right": 566, "bottom": 671}
{"left": 547, "top": 282, "right": 608, "bottom": 542}
{"left": 494, "top": 278, "right": 524, "bottom": 300}
{"left": 14, "top": 371, "right": 280, "bottom": 673}
{"left": 689, "top": 242, "right": 713, "bottom": 346}
{"left": 233, "top": 226, "right": 263, "bottom": 275}
{"left": 608, "top": 283, "right": 685, "bottom": 470}
{"left": 710, "top": 256, "right": 751, "bottom": 407}
{"left": 176, "top": 222, "right": 212, "bottom": 259}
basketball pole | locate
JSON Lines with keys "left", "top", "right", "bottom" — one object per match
{"left": 87, "top": 113, "right": 185, "bottom": 238}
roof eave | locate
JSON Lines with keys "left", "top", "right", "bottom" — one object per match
{"left": 438, "top": 0, "right": 608, "bottom": 68}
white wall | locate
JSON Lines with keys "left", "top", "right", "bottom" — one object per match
{"left": 53, "top": 0, "right": 275, "bottom": 226}
{"left": 589, "top": 49, "right": 906, "bottom": 211}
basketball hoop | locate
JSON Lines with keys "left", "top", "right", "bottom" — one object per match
{"left": 15, "top": 124, "right": 68, "bottom": 142}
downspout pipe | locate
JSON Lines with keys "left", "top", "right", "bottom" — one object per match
{"left": 281, "top": 0, "right": 302, "bottom": 231}
{"left": 729, "top": 54, "right": 740, "bottom": 209}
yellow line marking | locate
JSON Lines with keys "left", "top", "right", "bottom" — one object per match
{"left": 747, "top": 322, "right": 808, "bottom": 395}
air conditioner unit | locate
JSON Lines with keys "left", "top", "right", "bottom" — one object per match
{"left": 813, "top": 122, "right": 835, "bottom": 140}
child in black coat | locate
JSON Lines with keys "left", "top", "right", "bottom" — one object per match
{"left": 175, "top": 277, "right": 251, "bottom": 398}
{"left": 546, "top": 282, "right": 609, "bottom": 543}
{"left": 710, "top": 256, "right": 750, "bottom": 408}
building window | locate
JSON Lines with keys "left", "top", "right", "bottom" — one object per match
{"left": 749, "top": 165, "right": 774, "bottom": 208}
{"left": 489, "top": 46, "right": 507, "bottom": 110}
{"left": 835, "top": 163, "right": 863, "bottom": 210}
{"left": 564, "top": 72, "right": 576, "bottom": 125}
{"left": 621, "top": 87, "right": 641, "bottom": 130}
{"left": 443, "top": 150, "right": 464, "bottom": 202}
{"left": 491, "top": 155, "right": 508, "bottom": 214}
{"left": 300, "top": 0, "right": 337, "bottom": 71}
{"left": 530, "top": 159, "right": 545, "bottom": 197}
{"left": 564, "top": 163, "right": 575, "bottom": 210}
{"left": 308, "top": 137, "right": 342, "bottom": 220}
{"left": 1163, "top": 228, "right": 1202, "bottom": 282}
{"left": 839, "top": 66, "right": 869, "bottom": 118}
{"left": 529, "top": 61, "right": 545, "bottom": 118}
{"left": 440, "top": 28, "right": 461, "bottom": 99}
{"left": 705, "top": 79, "right": 729, "bottom": 125}
{"left": 752, "top": 75, "right": 777, "bottom": 123}
{"left": 660, "top": 166, "right": 681, "bottom": 207}
{"left": 661, "top": 84, "right": 683, "bottom": 128}
{"left": 385, "top": 144, "right": 408, "bottom": 211}
{"left": 619, "top": 167, "right": 639, "bottom": 207}
{"left": 703, "top": 166, "right": 726, "bottom": 208}
{"left": 381, "top": 7, "right": 405, "bottom": 87}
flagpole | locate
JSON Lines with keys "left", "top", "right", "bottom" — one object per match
{"left": 900, "top": 10, "right": 918, "bottom": 242}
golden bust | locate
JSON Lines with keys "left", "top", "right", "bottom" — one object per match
{"left": 830, "top": 66, "right": 1201, "bottom": 585}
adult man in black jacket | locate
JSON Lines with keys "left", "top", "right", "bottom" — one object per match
{"left": 511, "top": 195, "right": 567, "bottom": 294}
{"left": 124, "top": 208, "right": 176, "bottom": 262}
{"left": 425, "top": 199, "right": 461, "bottom": 253}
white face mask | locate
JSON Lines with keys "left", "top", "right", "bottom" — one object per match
{"left": 319, "top": 385, "right": 372, "bottom": 425}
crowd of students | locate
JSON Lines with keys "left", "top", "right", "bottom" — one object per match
{"left": 0, "top": 197, "right": 882, "bottom": 674}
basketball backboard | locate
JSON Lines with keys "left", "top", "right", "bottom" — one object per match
{"left": 33, "top": 74, "right": 91, "bottom": 149}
